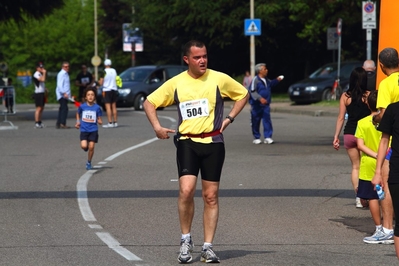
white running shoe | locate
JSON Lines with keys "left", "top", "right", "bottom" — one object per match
{"left": 201, "top": 245, "right": 220, "bottom": 263}
{"left": 177, "top": 236, "right": 194, "bottom": 263}
{"left": 113, "top": 122, "right": 118, "bottom": 128}
{"left": 363, "top": 228, "right": 394, "bottom": 244}
{"left": 253, "top": 139, "right": 262, "bottom": 144}
{"left": 102, "top": 123, "right": 114, "bottom": 128}
{"left": 264, "top": 138, "right": 274, "bottom": 144}
{"left": 356, "top": 197, "right": 363, "bottom": 208}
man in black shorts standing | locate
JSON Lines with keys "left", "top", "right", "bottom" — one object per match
{"left": 143, "top": 40, "right": 249, "bottom": 263}
{"left": 101, "top": 59, "right": 118, "bottom": 128}
{"left": 33, "top": 62, "right": 47, "bottom": 128}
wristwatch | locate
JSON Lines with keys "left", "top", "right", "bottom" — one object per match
{"left": 226, "top": 115, "right": 234, "bottom": 123}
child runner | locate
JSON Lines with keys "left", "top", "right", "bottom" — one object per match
{"left": 355, "top": 90, "right": 393, "bottom": 244}
{"left": 75, "top": 88, "right": 103, "bottom": 170}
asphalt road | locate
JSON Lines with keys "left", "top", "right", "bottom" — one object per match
{"left": 0, "top": 103, "right": 396, "bottom": 266}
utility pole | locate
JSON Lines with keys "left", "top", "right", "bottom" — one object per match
{"left": 94, "top": 0, "right": 98, "bottom": 78}
{"left": 91, "top": 0, "right": 101, "bottom": 79}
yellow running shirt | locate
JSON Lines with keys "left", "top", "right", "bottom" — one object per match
{"left": 376, "top": 72, "right": 399, "bottom": 109}
{"left": 147, "top": 69, "right": 248, "bottom": 143}
{"left": 355, "top": 115, "right": 382, "bottom": 181}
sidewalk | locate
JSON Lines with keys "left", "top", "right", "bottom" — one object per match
{"left": 0, "top": 103, "right": 72, "bottom": 124}
{"left": 1, "top": 101, "right": 340, "bottom": 123}
{"left": 271, "top": 101, "right": 339, "bottom": 117}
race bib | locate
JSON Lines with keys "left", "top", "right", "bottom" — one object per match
{"left": 179, "top": 98, "right": 209, "bottom": 120}
{"left": 81, "top": 77, "right": 90, "bottom": 85}
{"left": 82, "top": 110, "right": 96, "bottom": 123}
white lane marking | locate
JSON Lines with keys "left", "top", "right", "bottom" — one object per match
{"left": 96, "top": 232, "right": 142, "bottom": 261}
{"left": 77, "top": 172, "right": 97, "bottom": 222}
{"left": 105, "top": 138, "right": 158, "bottom": 161}
{"left": 104, "top": 115, "right": 177, "bottom": 162}
{"left": 89, "top": 224, "right": 103, "bottom": 229}
{"left": 77, "top": 115, "right": 177, "bottom": 261}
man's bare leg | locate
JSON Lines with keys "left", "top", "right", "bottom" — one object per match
{"left": 381, "top": 159, "right": 394, "bottom": 230}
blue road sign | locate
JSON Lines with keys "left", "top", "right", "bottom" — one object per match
{"left": 244, "top": 19, "right": 261, "bottom": 36}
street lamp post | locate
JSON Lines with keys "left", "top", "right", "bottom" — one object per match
{"left": 91, "top": 0, "right": 102, "bottom": 80}
{"left": 94, "top": 0, "right": 98, "bottom": 79}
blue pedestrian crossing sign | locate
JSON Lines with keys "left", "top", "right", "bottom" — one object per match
{"left": 244, "top": 19, "right": 261, "bottom": 36}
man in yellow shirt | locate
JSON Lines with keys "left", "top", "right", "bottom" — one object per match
{"left": 372, "top": 47, "right": 399, "bottom": 244}
{"left": 143, "top": 40, "right": 248, "bottom": 263}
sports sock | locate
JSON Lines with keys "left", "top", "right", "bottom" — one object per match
{"left": 181, "top": 233, "right": 191, "bottom": 240}
{"left": 202, "top": 242, "right": 212, "bottom": 250}
{"left": 383, "top": 227, "right": 393, "bottom": 234}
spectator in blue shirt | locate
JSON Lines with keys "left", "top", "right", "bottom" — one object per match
{"left": 56, "top": 61, "right": 71, "bottom": 129}
{"left": 249, "top": 63, "right": 283, "bottom": 144}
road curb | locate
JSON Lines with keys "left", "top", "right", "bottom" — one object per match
{"left": 271, "top": 107, "right": 337, "bottom": 117}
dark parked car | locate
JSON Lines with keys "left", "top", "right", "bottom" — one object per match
{"left": 288, "top": 61, "right": 362, "bottom": 104}
{"left": 118, "top": 65, "right": 187, "bottom": 110}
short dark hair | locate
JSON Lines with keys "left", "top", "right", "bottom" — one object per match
{"left": 367, "top": 90, "right": 378, "bottom": 112}
{"left": 379, "top": 48, "right": 399, "bottom": 69}
{"left": 182, "top": 40, "right": 205, "bottom": 57}
{"left": 83, "top": 87, "right": 96, "bottom": 100}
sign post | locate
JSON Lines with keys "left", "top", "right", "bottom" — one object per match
{"left": 362, "top": 1, "right": 377, "bottom": 60}
{"left": 244, "top": 0, "right": 261, "bottom": 78}
{"left": 332, "top": 18, "right": 343, "bottom": 101}
{"left": 327, "top": 27, "right": 338, "bottom": 63}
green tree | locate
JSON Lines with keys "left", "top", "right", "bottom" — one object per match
{"left": 0, "top": 0, "right": 107, "bottom": 102}
{"left": 116, "top": 0, "right": 377, "bottom": 86}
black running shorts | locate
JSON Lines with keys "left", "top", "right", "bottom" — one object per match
{"left": 80, "top": 131, "right": 99, "bottom": 143}
{"left": 176, "top": 139, "right": 225, "bottom": 182}
{"left": 104, "top": 90, "right": 118, "bottom": 104}
{"left": 35, "top": 92, "right": 45, "bottom": 107}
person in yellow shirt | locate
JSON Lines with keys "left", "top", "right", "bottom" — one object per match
{"left": 371, "top": 47, "right": 399, "bottom": 241}
{"left": 357, "top": 90, "right": 394, "bottom": 244}
{"left": 143, "top": 40, "right": 248, "bottom": 263}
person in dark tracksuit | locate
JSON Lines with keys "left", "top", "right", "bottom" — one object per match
{"left": 249, "top": 63, "right": 283, "bottom": 144}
